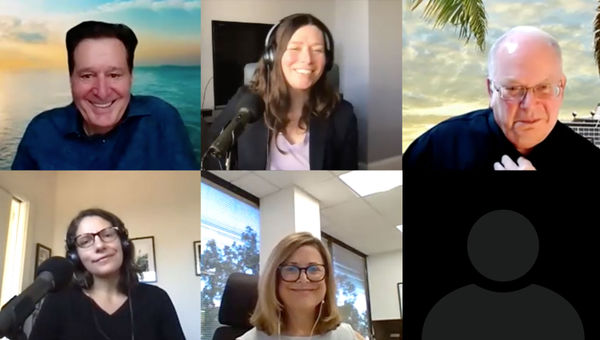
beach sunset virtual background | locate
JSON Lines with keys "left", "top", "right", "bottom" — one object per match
{"left": 0, "top": 0, "right": 200, "bottom": 69}
{"left": 403, "top": 0, "right": 600, "bottom": 151}
{"left": 0, "top": 0, "right": 201, "bottom": 168}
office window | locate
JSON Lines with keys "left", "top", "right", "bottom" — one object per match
{"left": 1, "top": 197, "right": 28, "bottom": 307}
{"left": 200, "top": 179, "right": 260, "bottom": 340}
{"left": 323, "top": 235, "right": 371, "bottom": 338}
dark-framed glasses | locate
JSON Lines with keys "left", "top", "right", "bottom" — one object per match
{"left": 279, "top": 264, "right": 326, "bottom": 282}
{"left": 490, "top": 80, "right": 562, "bottom": 102}
{"left": 74, "top": 226, "right": 119, "bottom": 248}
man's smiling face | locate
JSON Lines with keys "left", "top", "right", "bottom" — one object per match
{"left": 70, "top": 37, "right": 132, "bottom": 135}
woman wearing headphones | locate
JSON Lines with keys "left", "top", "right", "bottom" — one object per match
{"left": 207, "top": 13, "right": 358, "bottom": 170}
{"left": 29, "top": 208, "right": 186, "bottom": 340}
{"left": 239, "top": 232, "right": 363, "bottom": 340}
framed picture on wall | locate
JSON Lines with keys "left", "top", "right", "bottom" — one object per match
{"left": 131, "top": 236, "right": 157, "bottom": 283}
{"left": 397, "top": 282, "right": 403, "bottom": 318}
{"left": 35, "top": 243, "right": 51, "bottom": 273}
{"left": 193, "top": 240, "right": 201, "bottom": 276}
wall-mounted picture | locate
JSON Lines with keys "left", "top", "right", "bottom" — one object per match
{"left": 194, "top": 240, "right": 201, "bottom": 276}
{"left": 398, "top": 282, "right": 403, "bottom": 318}
{"left": 131, "top": 236, "right": 157, "bottom": 283}
{"left": 35, "top": 243, "right": 51, "bottom": 273}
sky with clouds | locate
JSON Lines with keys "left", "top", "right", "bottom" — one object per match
{"left": 402, "top": 0, "right": 600, "bottom": 151}
{"left": 0, "top": 0, "right": 200, "bottom": 70}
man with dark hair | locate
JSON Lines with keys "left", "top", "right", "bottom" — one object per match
{"left": 12, "top": 21, "right": 198, "bottom": 170}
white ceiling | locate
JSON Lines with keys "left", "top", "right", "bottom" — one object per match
{"left": 210, "top": 171, "right": 402, "bottom": 255}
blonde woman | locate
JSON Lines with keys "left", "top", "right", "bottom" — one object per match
{"left": 239, "top": 232, "right": 364, "bottom": 340}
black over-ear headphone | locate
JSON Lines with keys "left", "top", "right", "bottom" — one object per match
{"left": 66, "top": 226, "right": 132, "bottom": 268}
{"left": 263, "top": 17, "right": 335, "bottom": 72}
{"left": 65, "top": 221, "right": 135, "bottom": 340}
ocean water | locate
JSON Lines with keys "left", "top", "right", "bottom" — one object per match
{"left": 0, "top": 65, "right": 201, "bottom": 169}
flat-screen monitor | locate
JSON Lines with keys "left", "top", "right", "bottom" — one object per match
{"left": 211, "top": 20, "right": 273, "bottom": 108}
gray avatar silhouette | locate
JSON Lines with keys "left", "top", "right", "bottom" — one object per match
{"left": 422, "top": 210, "right": 584, "bottom": 340}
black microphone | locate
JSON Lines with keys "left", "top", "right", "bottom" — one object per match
{"left": 0, "top": 256, "right": 73, "bottom": 337}
{"left": 207, "top": 87, "right": 265, "bottom": 158}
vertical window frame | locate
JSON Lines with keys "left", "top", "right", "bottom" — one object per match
{"left": 322, "top": 231, "right": 373, "bottom": 338}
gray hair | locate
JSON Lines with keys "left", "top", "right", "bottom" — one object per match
{"left": 487, "top": 26, "right": 562, "bottom": 78}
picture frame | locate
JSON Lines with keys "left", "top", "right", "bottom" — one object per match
{"left": 131, "top": 236, "right": 157, "bottom": 283}
{"left": 34, "top": 243, "right": 52, "bottom": 273}
{"left": 193, "top": 240, "right": 201, "bottom": 276}
{"left": 397, "top": 282, "right": 403, "bottom": 318}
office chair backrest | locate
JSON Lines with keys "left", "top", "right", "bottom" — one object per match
{"left": 212, "top": 273, "right": 259, "bottom": 340}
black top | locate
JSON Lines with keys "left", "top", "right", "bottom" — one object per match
{"left": 403, "top": 108, "right": 600, "bottom": 171}
{"left": 28, "top": 284, "right": 186, "bottom": 340}
{"left": 205, "top": 86, "right": 358, "bottom": 170}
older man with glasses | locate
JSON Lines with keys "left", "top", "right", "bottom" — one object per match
{"left": 404, "top": 26, "right": 600, "bottom": 171}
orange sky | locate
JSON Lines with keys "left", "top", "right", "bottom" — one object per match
{"left": 0, "top": 41, "right": 65, "bottom": 70}
{"left": 0, "top": 36, "right": 200, "bottom": 71}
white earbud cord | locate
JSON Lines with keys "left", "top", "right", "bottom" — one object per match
{"left": 310, "top": 300, "right": 325, "bottom": 337}
{"left": 278, "top": 300, "right": 324, "bottom": 340}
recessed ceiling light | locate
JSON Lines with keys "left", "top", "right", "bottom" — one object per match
{"left": 339, "top": 171, "right": 402, "bottom": 197}
{"left": 396, "top": 225, "right": 403, "bottom": 232}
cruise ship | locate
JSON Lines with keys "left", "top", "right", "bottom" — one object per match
{"left": 564, "top": 108, "right": 600, "bottom": 148}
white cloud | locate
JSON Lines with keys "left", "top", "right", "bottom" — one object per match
{"left": 98, "top": 0, "right": 200, "bottom": 12}
{"left": 0, "top": 15, "right": 51, "bottom": 43}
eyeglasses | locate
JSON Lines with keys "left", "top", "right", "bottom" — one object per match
{"left": 74, "top": 226, "right": 119, "bottom": 248}
{"left": 490, "top": 80, "right": 562, "bottom": 102}
{"left": 279, "top": 264, "right": 326, "bottom": 282}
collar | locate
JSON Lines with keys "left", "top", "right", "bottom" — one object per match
{"left": 64, "top": 94, "right": 150, "bottom": 138}
{"left": 486, "top": 108, "right": 523, "bottom": 160}
{"left": 486, "top": 107, "right": 504, "bottom": 139}
{"left": 309, "top": 115, "right": 327, "bottom": 170}
{"left": 486, "top": 107, "right": 562, "bottom": 160}
{"left": 240, "top": 114, "right": 328, "bottom": 170}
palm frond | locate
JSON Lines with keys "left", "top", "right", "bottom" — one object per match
{"left": 410, "top": 0, "right": 488, "bottom": 52}
{"left": 594, "top": 0, "right": 600, "bottom": 75}
{"left": 408, "top": 0, "right": 425, "bottom": 10}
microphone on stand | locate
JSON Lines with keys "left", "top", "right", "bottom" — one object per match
{"left": 201, "top": 87, "right": 265, "bottom": 170}
{"left": 0, "top": 256, "right": 73, "bottom": 339}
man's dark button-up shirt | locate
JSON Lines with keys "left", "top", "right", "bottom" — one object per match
{"left": 12, "top": 95, "right": 198, "bottom": 170}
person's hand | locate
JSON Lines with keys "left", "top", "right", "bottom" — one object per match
{"left": 493, "top": 155, "right": 536, "bottom": 171}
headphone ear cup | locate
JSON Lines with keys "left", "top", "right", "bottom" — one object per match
{"left": 122, "top": 239, "right": 131, "bottom": 254}
{"left": 263, "top": 48, "right": 274, "bottom": 67}
{"left": 120, "top": 231, "right": 132, "bottom": 260}
{"left": 324, "top": 30, "right": 334, "bottom": 72}
{"left": 263, "top": 22, "right": 279, "bottom": 69}
{"left": 67, "top": 249, "right": 80, "bottom": 267}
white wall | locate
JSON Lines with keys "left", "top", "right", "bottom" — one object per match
{"left": 0, "top": 188, "right": 13, "bottom": 291}
{"left": 259, "top": 186, "right": 321, "bottom": 270}
{"left": 292, "top": 187, "right": 321, "bottom": 236}
{"left": 0, "top": 172, "right": 200, "bottom": 340}
{"left": 201, "top": 0, "right": 403, "bottom": 167}
{"left": 367, "top": 0, "right": 403, "bottom": 168}
{"left": 0, "top": 172, "right": 57, "bottom": 288}
{"left": 367, "top": 250, "right": 402, "bottom": 320}
{"left": 334, "top": 0, "right": 370, "bottom": 164}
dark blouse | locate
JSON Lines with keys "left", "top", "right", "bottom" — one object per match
{"left": 28, "top": 283, "right": 186, "bottom": 340}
